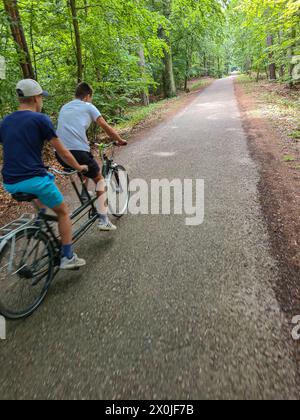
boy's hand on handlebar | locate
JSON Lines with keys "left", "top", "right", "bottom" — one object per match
{"left": 80, "top": 165, "right": 89, "bottom": 174}
{"left": 115, "top": 139, "right": 127, "bottom": 147}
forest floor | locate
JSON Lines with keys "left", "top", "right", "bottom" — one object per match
{"left": 235, "top": 75, "right": 300, "bottom": 335}
{"left": 0, "top": 77, "right": 214, "bottom": 225}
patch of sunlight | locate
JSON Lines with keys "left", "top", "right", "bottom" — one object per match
{"left": 152, "top": 152, "right": 177, "bottom": 158}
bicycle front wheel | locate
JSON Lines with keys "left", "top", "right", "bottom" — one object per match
{"left": 108, "top": 165, "right": 130, "bottom": 218}
{"left": 0, "top": 227, "right": 55, "bottom": 320}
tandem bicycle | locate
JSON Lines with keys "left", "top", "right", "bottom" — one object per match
{"left": 0, "top": 142, "right": 129, "bottom": 319}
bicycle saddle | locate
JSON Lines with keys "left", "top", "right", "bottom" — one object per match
{"left": 12, "top": 193, "right": 38, "bottom": 202}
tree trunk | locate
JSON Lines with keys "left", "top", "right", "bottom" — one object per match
{"left": 267, "top": 35, "right": 277, "bottom": 80}
{"left": 265, "top": 66, "right": 269, "bottom": 80}
{"left": 217, "top": 56, "right": 221, "bottom": 78}
{"left": 162, "top": 44, "right": 177, "bottom": 98}
{"left": 184, "top": 75, "right": 188, "bottom": 92}
{"left": 203, "top": 53, "right": 208, "bottom": 77}
{"left": 279, "top": 65, "right": 285, "bottom": 79}
{"left": 138, "top": 47, "right": 150, "bottom": 106}
{"left": 158, "top": 26, "right": 176, "bottom": 98}
{"left": 69, "top": 0, "right": 83, "bottom": 83}
{"left": 84, "top": 0, "right": 88, "bottom": 17}
{"left": 29, "top": 1, "right": 37, "bottom": 80}
{"left": 159, "top": 0, "right": 176, "bottom": 98}
{"left": 256, "top": 69, "right": 260, "bottom": 82}
{"left": 3, "top": 0, "right": 34, "bottom": 79}
{"left": 184, "top": 56, "right": 189, "bottom": 92}
{"left": 289, "top": 28, "right": 297, "bottom": 88}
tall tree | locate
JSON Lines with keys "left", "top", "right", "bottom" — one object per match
{"left": 156, "top": 0, "right": 176, "bottom": 98}
{"left": 0, "top": 0, "right": 227, "bottom": 119}
{"left": 267, "top": 34, "right": 277, "bottom": 80}
{"left": 68, "top": 0, "right": 83, "bottom": 83}
{"left": 229, "top": 0, "right": 300, "bottom": 86}
{"left": 289, "top": 27, "right": 297, "bottom": 87}
{"left": 138, "top": 47, "right": 150, "bottom": 106}
{"left": 3, "top": 0, "right": 34, "bottom": 79}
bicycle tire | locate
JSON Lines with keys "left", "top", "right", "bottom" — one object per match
{"left": 0, "top": 227, "right": 55, "bottom": 320}
{"left": 109, "top": 165, "right": 130, "bottom": 218}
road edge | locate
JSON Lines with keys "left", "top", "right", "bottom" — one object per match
{"left": 234, "top": 78, "right": 300, "bottom": 390}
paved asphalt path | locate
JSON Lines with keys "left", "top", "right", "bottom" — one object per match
{"left": 0, "top": 77, "right": 298, "bottom": 400}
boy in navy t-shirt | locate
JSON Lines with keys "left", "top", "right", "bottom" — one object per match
{"left": 0, "top": 79, "right": 88, "bottom": 270}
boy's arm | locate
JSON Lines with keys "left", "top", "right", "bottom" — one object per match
{"left": 51, "top": 137, "right": 88, "bottom": 173}
{"left": 96, "top": 116, "right": 127, "bottom": 146}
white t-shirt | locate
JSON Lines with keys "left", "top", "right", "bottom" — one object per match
{"left": 57, "top": 99, "right": 101, "bottom": 152}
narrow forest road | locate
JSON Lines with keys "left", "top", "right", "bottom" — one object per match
{"left": 0, "top": 76, "right": 298, "bottom": 400}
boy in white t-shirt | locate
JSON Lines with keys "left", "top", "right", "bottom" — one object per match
{"left": 57, "top": 82, "right": 127, "bottom": 231}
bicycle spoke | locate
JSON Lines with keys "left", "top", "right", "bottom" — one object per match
{"left": 8, "top": 234, "right": 16, "bottom": 273}
{"left": 0, "top": 228, "right": 54, "bottom": 319}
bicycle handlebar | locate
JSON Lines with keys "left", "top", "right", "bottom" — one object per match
{"left": 48, "top": 167, "right": 79, "bottom": 177}
{"left": 95, "top": 142, "right": 118, "bottom": 149}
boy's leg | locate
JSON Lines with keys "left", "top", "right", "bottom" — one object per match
{"left": 52, "top": 202, "right": 72, "bottom": 246}
{"left": 33, "top": 174, "right": 86, "bottom": 269}
{"left": 56, "top": 150, "right": 116, "bottom": 231}
{"left": 34, "top": 199, "right": 46, "bottom": 210}
{"left": 93, "top": 174, "right": 116, "bottom": 231}
{"left": 80, "top": 177, "right": 92, "bottom": 202}
{"left": 52, "top": 202, "right": 86, "bottom": 269}
{"left": 94, "top": 174, "right": 108, "bottom": 215}
{"left": 33, "top": 199, "right": 47, "bottom": 226}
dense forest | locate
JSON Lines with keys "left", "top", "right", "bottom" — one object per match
{"left": 0, "top": 0, "right": 299, "bottom": 122}
{"left": 230, "top": 0, "right": 300, "bottom": 85}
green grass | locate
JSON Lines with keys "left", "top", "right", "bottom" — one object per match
{"left": 189, "top": 78, "right": 213, "bottom": 92}
{"left": 289, "top": 130, "right": 300, "bottom": 140}
{"left": 116, "top": 99, "right": 172, "bottom": 131}
{"left": 115, "top": 78, "right": 213, "bottom": 133}
{"left": 283, "top": 154, "right": 296, "bottom": 162}
{"left": 237, "top": 75, "right": 300, "bottom": 140}
{"left": 237, "top": 74, "right": 300, "bottom": 111}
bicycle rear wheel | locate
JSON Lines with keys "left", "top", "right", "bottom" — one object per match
{"left": 108, "top": 165, "right": 130, "bottom": 218}
{"left": 0, "top": 227, "right": 55, "bottom": 320}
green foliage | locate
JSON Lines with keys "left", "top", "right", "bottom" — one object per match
{"left": 283, "top": 154, "right": 296, "bottom": 162}
{"left": 289, "top": 130, "right": 300, "bottom": 139}
{"left": 228, "top": 0, "right": 300, "bottom": 83}
{"left": 0, "top": 0, "right": 226, "bottom": 120}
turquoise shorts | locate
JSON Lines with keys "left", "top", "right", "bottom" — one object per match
{"left": 4, "top": 173, "right": 64, "bottom": 209}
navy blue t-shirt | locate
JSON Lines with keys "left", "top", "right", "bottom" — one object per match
{"left": 0, "top": 111, "right": 57, "bottom": 184}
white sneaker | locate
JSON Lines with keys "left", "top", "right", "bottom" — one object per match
{"left": 98, "top": 220, "right": 117, "bottom": 232}
{"left": 60, "top": 253, "right": 86, "bottom": 270}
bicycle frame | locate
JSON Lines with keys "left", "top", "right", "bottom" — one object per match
{"left": 53, "top": 170, "right": 99, "bottom": 240}
{"left": 68, "top": 172, "right": 99, "bottom": 244}
{"left": 44, "top": 144, "right": 119, "bottom": 252}
{"left": 21, "top": 169, "right": 100, "bottom": 271}
{"left": 97, "top": 142, "right": 117, "bottom": 177}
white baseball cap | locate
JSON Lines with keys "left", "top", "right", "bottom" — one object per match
{"left": 16, "top": 79, "right": 49, "bottom": 98}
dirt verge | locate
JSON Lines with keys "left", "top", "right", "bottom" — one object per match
{"left": 235, "top": 80, "right": 300, "bottom": 366}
